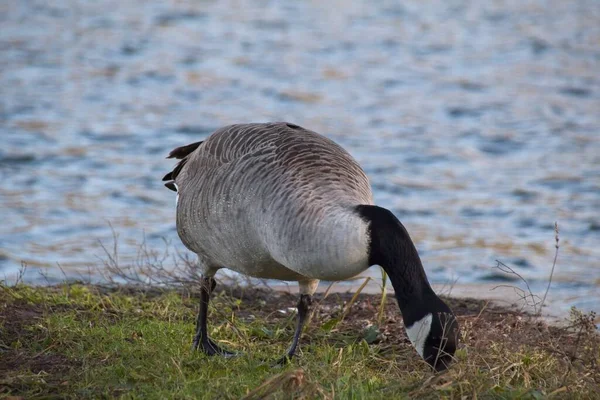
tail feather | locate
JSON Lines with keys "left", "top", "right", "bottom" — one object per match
{"left": 162, "top": 141, "right": 203, "bottom": 191}
{"left": 167, "top": 141, "right": 203, "bottom": 159}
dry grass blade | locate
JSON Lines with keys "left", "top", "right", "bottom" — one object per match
{"left": 539, "top": 222, "right": 559, "bottom": 316}
{"left": 241, "top": 369, "right": 305, "bottom": 400}
{"left": 378, "top": 267, "right": 387, "bottom": 325}
{"left": 321, "top": 281, "right": 336, "bottom": 301}
{"left": 14, "top": 262, "right": 28, "bottom": 285}
{"left": 491, "top": 222, "right": 562, "bottom": 316}
{"left": 491, "top": 261, "right": 540, "bottom": 313}
{"left": 339, "top": 277, "right": 371, "bottom": 323}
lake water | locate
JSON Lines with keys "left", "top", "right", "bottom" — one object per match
{"left": 1, "top": 0, "right": 599, "bottom": 316}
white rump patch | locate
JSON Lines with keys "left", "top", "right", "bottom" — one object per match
{"left": 405, "top": 313, "right": 433, "bottom": 358}
{"left": 174, "top": 183, "right": 179, "bottom": 206}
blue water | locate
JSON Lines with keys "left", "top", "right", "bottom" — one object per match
{"left": 1, "top": 0, "right": 599, "bottom": 315}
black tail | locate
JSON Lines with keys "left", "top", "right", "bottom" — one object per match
{"left": 167, "top": 141, "right": 203, "bottom": 159}
{"left": 162, "top": 141, "right": 203, "bottom": 191}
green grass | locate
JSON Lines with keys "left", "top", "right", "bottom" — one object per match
{"left": 1, "top": 283, "right": 598, "bottom": 399}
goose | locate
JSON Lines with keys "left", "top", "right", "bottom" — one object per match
{"left": 162, "top": 122, "right": 459, "bottom": 371}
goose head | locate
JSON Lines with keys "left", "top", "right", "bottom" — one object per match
{"left": 403, "top": 293, "right": 459, "bottom": 371}
{"left": 356, "top": 205, "right": 459, "bottom": 371}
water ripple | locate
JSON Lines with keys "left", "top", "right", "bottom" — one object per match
{"left": 0, "top": 0, "right": 598, "bottom": 315}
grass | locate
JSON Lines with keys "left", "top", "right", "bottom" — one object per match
{"left": 0, "top": 283, "right": 598, "bottom": 399}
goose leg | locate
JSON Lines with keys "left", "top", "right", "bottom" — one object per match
{"left": 192, "top": 276, "right": 235, "bottom": 356}
{"left": 275, "top": 294, "right": 313, "bottom": 364}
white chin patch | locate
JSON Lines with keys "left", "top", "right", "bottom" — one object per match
{"left": 405, "top": 313, "right": 433, "bottom": 358}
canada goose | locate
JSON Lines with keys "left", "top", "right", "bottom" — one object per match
{"left": 163, "top": 122, "right": 459, "bottom": 371}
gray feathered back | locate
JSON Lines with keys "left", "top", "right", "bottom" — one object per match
{"left": 164, "top": 122, "right": 373, "bottom": 280}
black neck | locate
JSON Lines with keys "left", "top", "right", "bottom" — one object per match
{"left": 355, "top": 205, "right": 437, "bottom": 325}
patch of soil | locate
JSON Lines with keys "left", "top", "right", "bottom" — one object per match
{"left": 0, "top": 300, "right": 44, "bottom": 349}
{"left": 0, "top": 350, "right": 74, "bottom": 376}
{"left": 0, "top": 299, "right": 79, "bottom": 389}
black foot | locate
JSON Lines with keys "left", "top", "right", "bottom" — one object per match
{"left": 192, "top": 337, "right": 237, "bottom": 357}
{"left": 191, "top": 276, "right": 238, "bottom": 358}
